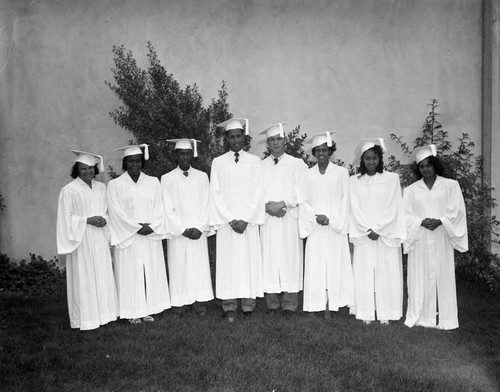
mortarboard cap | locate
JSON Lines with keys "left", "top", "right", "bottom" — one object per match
{"left": 70, "top": 150, "right": 104, "bottom": 172}
{"left": 259, "top": 122, "right": 287, "bottom": 139}
{"left": 411, "top": 144, "right": 437, "bottom": 164}
{"left": 166, "top": 138, "right": 200, "bottom": 157}
{"left": 115, "top": 144, "right": 149, "bottom": 160}
{"left": 353, "top": 138, "right": 386, "bottom": 163}
{"left": 216, "top": 118, "right": 249, "bottom": 135}
{"left": 306, "top": 131, "right": 335, "bottom": 149}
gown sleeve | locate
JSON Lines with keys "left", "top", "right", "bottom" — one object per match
{"left": 440, "top": 180, "right": 468, "bottom": 252}
{"left": 56, "top": 185, "right": 87, "bottom": 255}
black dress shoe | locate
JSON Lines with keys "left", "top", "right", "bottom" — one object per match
{"left": 223, "top": 311, "right": 236, "bottom": 323}
{"left": 243, "top": 311, "right": 253, "bottom": 317}
{"left": 266, "top": 309, "right": 277, "bottom": 314}
{"left": 282, "top": 310, "right": 294, "bottom": 318}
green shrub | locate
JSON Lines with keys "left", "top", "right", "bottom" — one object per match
{"left": 387, "top": 99, "right": 500, "bottom": 291}
{"left": 0, "top": 254, "right": 66, "bottom": 296}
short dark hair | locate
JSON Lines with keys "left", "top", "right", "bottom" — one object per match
{"left": 122, "top": 155, "right": 146, "bottom": 171}
{"left": 312, "top": 142, "right": 337, "bottom": 157}
{"left": 357, "top": 145, "right": 384, "bottom": 175}
{"left": 413, "top": 155, "right": 445, "bottom": 179}
{"left": 70, "top": 162, "right": 99, "bottom": 179}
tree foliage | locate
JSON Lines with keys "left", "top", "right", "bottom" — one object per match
{"left": 387, "top": 99, "right": 500, "bottom": 291}
{"left": 105, "top": 42, "right": 238, "bottom": 178}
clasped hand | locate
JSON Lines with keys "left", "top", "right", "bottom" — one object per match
{"left": 266, "top": 201, "right": 286, "bottom": 218}
{"left": 421, "top": 218, "right": 442, "bottom": 231}
{"left": 367, "top": 229, "right": 379, "bottom": 241}
{"left": 229, "top": 219, "right": 248, "bottom": 234}
{"left": 137, "top": 223, "right": 154, "bottom": 236}
{"left": 87, "top": 216, "right": 107, "bottom": 228}
{"left": 182, "top": 228, "right": 202, "bottom": 240}
{"left": 315, "top": 214, "right": 329, "bottom": 226}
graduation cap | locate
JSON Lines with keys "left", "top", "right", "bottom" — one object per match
{"left": 166, "top": 138, "right": 200, "bottom": 157}
{"left": 259, "top": 122, "right": 287, "bottom": 139}
{"left": 353, "top": 138, "right": 386, "bottom": 163}
{"left": 114, "top": 144, "right": 149, "bottom": 160}
{"left": 216, "top": 118, "right": 249, "bottom": 135}
{"left": 70, "top": 150, "right": 104, "bottom": 172}
{"left": 306, "top": 131, "right": 335, "bottom": 149}
{"left": 410, "top": 144, "right": 437, "bottom": 164}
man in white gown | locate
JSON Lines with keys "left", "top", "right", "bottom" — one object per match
{"left": 107, "top": 144, "right": 171, "bottom": 324}
{"left": 161, "top": 138, "right": 214, "bottom": 317}
{"left": 57, "top": 150, "right": 118, "bottom": 330}
{"left": 297, "top": 132, "right": 354, "bottom": 317}
{"left": 210, "top": 118, "right": 265, "bottom": 322}
{"left": 259, "top": 123, "right": 307, "bottom": 316}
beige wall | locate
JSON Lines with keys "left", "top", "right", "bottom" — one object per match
{"left": 0, "top": 0, "right": 486, "bottom": 260}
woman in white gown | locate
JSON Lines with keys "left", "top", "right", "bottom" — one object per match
{"left": 297, "top": 132, "right": 354, "bottom": 318}
{"left": 56, "top": 150, "right": 118, "bottom": 330}
{"left": 403, "top": 145, "right": 468, "bottom": 330}
{"left": 107, "top": 144, "right": 171, "bottom": 324}
{"left": 349, "top": 139, "right": 406, "bottom": 325}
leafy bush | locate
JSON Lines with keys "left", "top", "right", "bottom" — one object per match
{"left": 106, "top": 42, "right": 238, "bottom": 179}
{"left": 0, "top": 254, "right": 66, "bottom": 296}
{"left": 387, "top": 99, "right": 500, "bottom": 291}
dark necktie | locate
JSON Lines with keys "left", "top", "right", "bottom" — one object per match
{"left": 274, "top": 157, "right": 279, "bottom": 165}
{"left": 235, "top": 152, "right": 239, "bottom": 163}
{"left": 183, "top": 171, "right": 188, "bottom": 177}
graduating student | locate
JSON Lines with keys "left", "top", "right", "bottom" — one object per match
{"left": 259, "top": 122, "right": 307, "bottom": 316}
{"left": 403, "top": 145, "right": 468, "bottom": 330}
{"left": 161, "top": 138, "right": 214, "bottom": 317}
{"left": 210, "top": 118, "right": 265, "bottom": 322}
{"left": 56, "top": 150, "right": 118, "bottom": 330}
{"left": 107, "top": 144, "right": 170, "bottom": 324}
{"left": 297, "top": 132, "right": 354, "bottom": 318}
{"left": 349, "top": 138, "right": 406, "bottom": 325}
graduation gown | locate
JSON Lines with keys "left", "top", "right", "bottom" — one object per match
{"left": 261, "top": 153, "right": 307, "bottom": 294}
{"left": 349, "top": 171, "right": 406, "bottom": 321}
{"left": 56, "top": 177, "right": 118, "bottom": 330}
{"left": 209, "top": 150, "right": 265, "bottom": 300}
{"left": 297, "top": 162, "right": 354, "bottom": 312}
{"left": 107, "top": 171, "right": 171, "bottom": 319}
{"left": 403, "top": 176, "right": 468, "bottom": 330}
{"left": 161, "top": 167, "right": 214, "bottom": 307}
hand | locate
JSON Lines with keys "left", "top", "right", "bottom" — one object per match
{"left": 315, "top": 214, "right": 329, "bottom": 226}
{"left": 229, "top": 220, "right": 248, "bottom": 234}
{"left": 266, "top": 201, "right": 286, "bottom": 218}
{"left": 182, "top": 228, "right": 193, "bottom": 239}
{"left": 183, "top": 228, "right": 202, "bottom": 240}
{"left": 422, "top": 218, "right": 442, "bottom": 231}
{"left": 137, "top": 223, "right": 154, "bottom": 236}
{"left": 87, "top": 216, "right": 107, "bottom": 228}
{"left": 367, "top": 229, "right": 379, "bottom": 241}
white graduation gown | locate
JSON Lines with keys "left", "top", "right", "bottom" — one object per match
{"left": 349, "top": 171, "right": 406, "bottom": 321}
{"left": 297, "top": 162, "right": 354, "bottom": 312}
{"left": 161, "top": 167, "right": 214, "bottom": 307}
{"left": 56, "top": 177, "right": 118, "bottom": 330}
{"left": 403, "top": 176, "right": 468, "bottom": 330}
{"left": 107, "top": 171, "right": 171, "bottom": 319}
{"left": 209, "top": 150, "right": 265, "bottom": 300}
{"left": 261, "top": 154, "right": 307, "bottom": 294}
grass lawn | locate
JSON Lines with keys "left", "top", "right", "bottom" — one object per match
{"left": 1, "top": 278, "right": 499, "bottom": 392}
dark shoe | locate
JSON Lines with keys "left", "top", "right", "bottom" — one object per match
{"left": 282, "top": 310, "right": 294, "bottom": 318}
{"left": 243, "top": 311, "right": 253, "bottom": 317}
{"left": 198, "top": 311, "right": 207, "bottom": 317}
{"left": 223, "top": 311, "right": 236, "bottom": 323}
{"left": 266, "top": 309, "right": 277, "bottom": 315}
{"left": 172, "top": 313, "right": 183, "bottom": 320}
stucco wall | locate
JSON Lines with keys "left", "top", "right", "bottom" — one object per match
{"left": 0, "top": 0, "right": 484, "bottom": 260}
